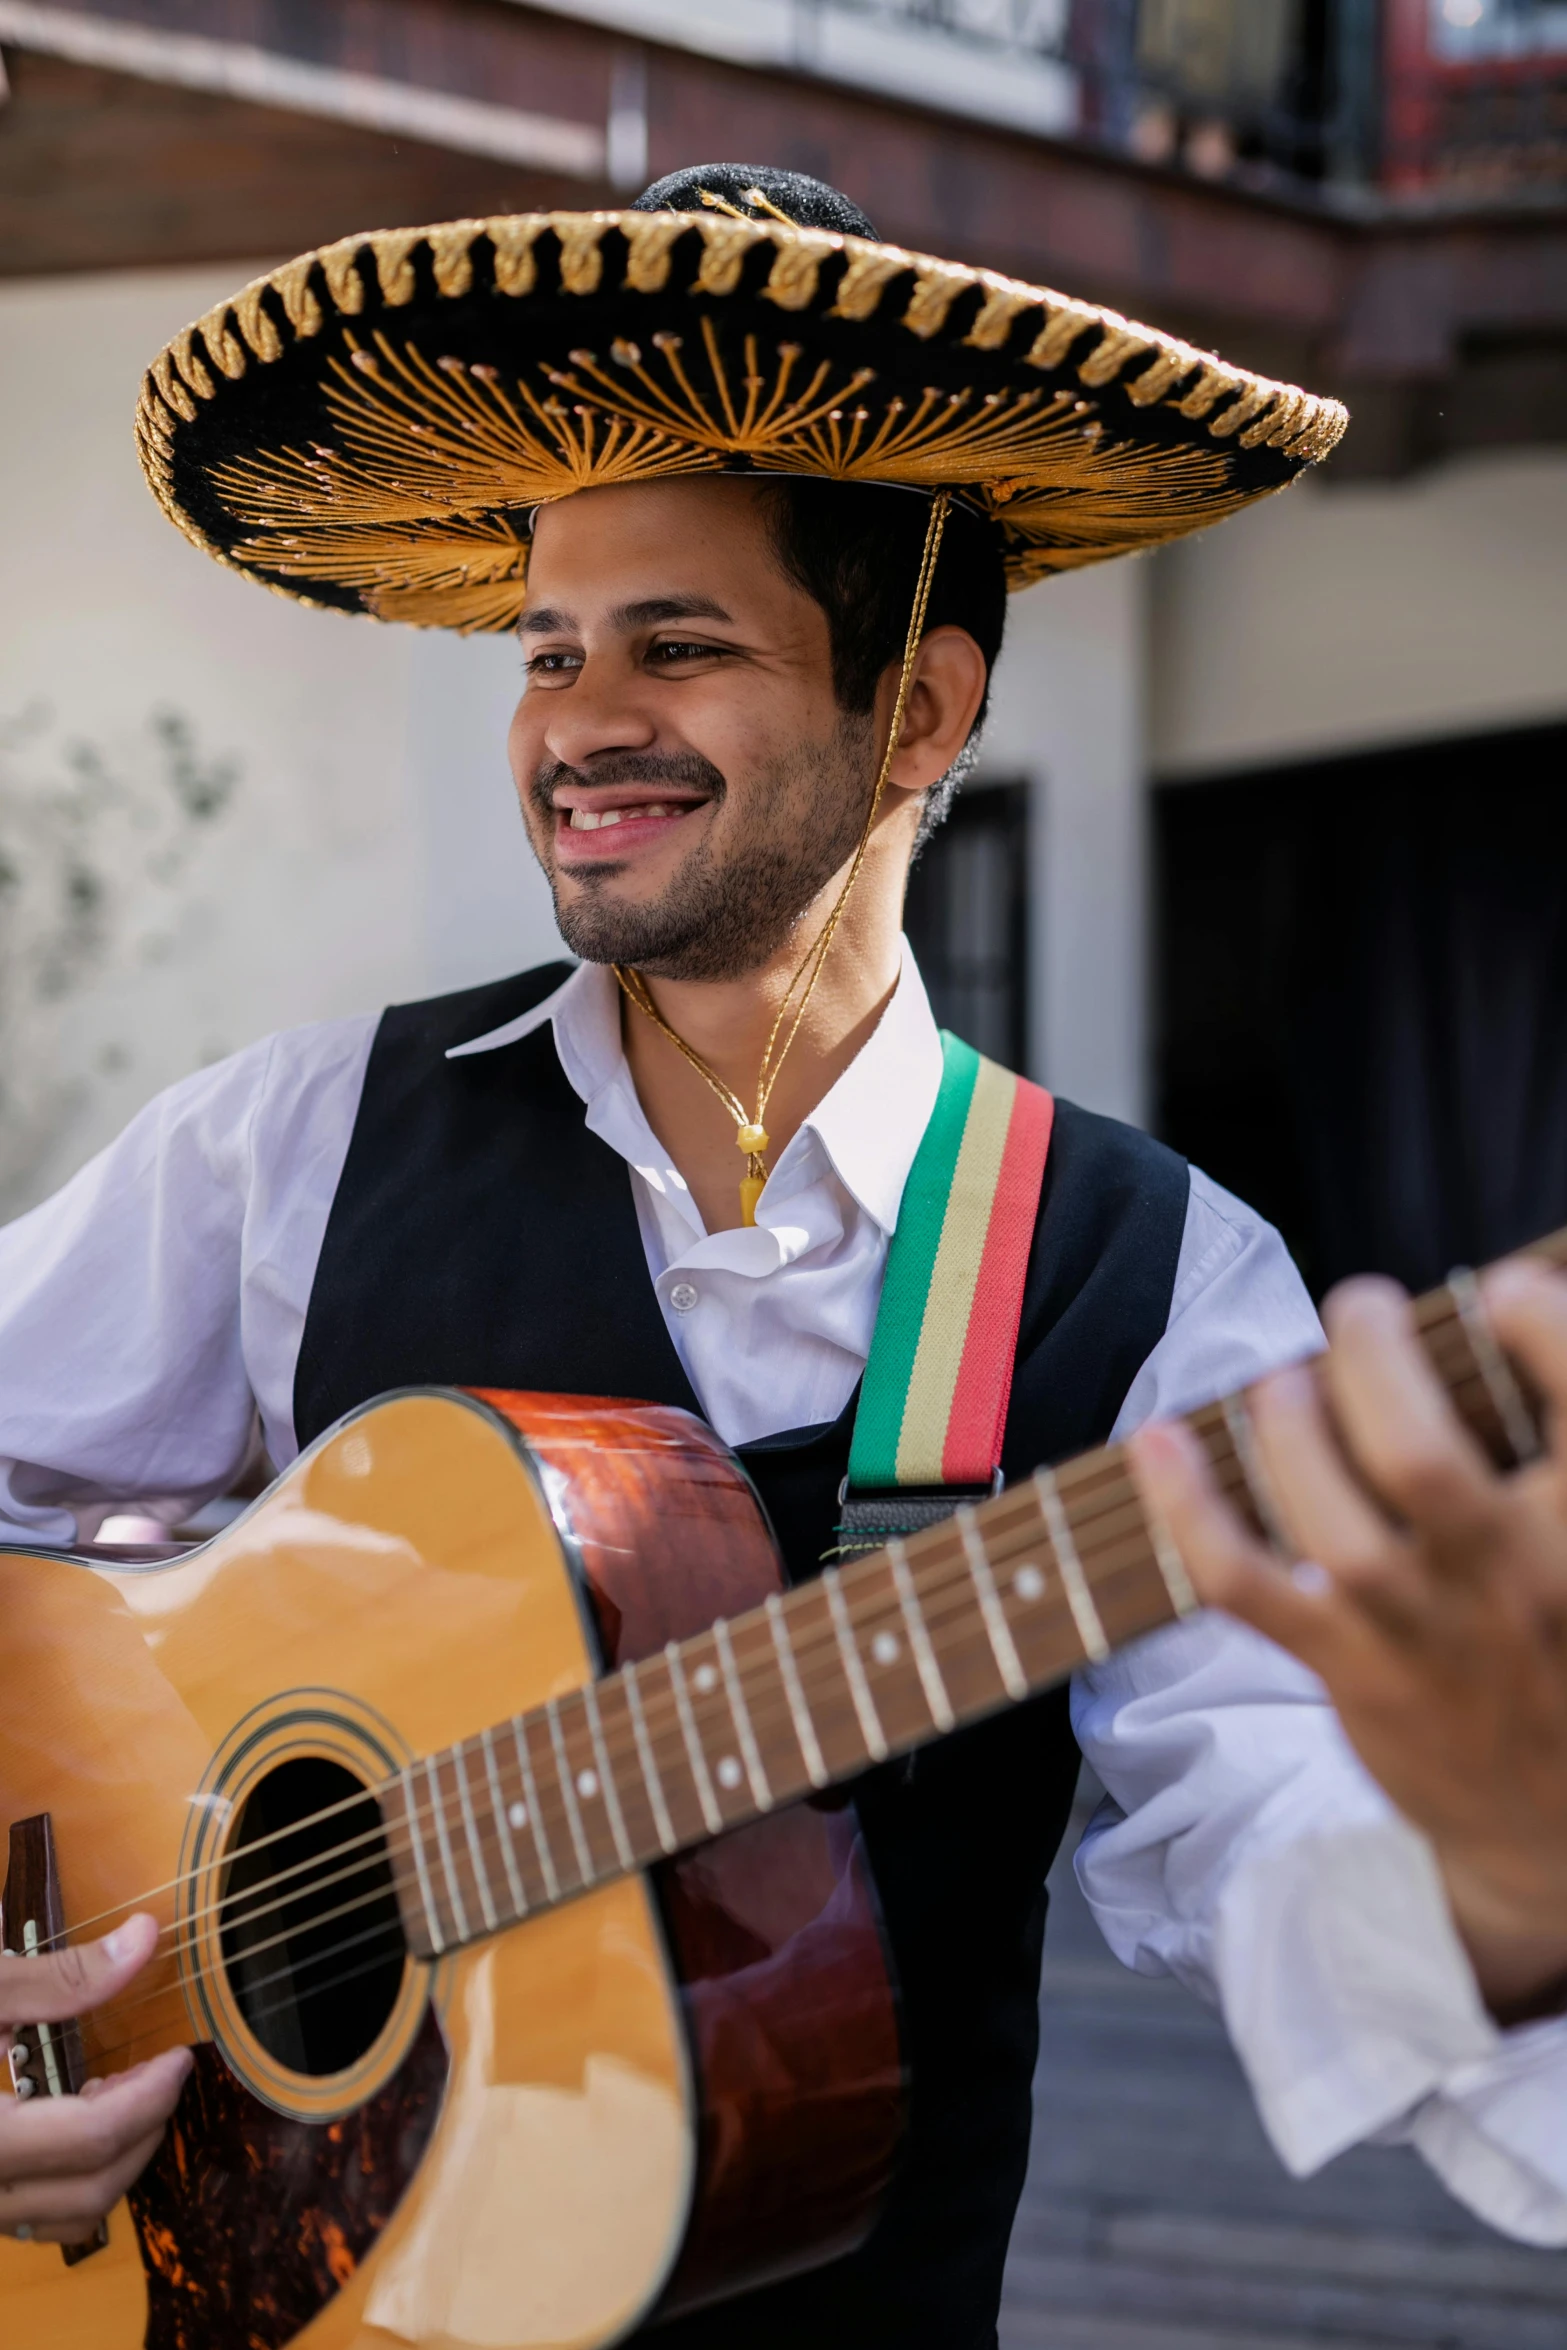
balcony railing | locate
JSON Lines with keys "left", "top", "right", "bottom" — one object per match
{"left": 1066, "top": 0, "right": 1567, "bottom": 204}
{"left": 1388, "top": 0, "right": 1567, "bottom": 194}
{"left": 735, "top": 0, "right": 1567, "bottom": 203}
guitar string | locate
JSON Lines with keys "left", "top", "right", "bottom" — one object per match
{"left": 67, "top": 1335, "right": 1499, "bottom": 2061}
{"left": 55, "top": 1307, "right": 1505, "bottom": 2041}
{"left": 48, "top": 1438, "right": 1167, "bottom": 1951}
{"left": 110, "top": 1312, "right": 1498, "bottom": 2002}
{"left": 66, "top": 1325, "right": 1503, "bottom": 2039}
{"left": 80, "top": 1335, "right": 1513, "bottom": 2074}
{"left": 76, "top": 1428, "right": 1233, "bottom": 1976}
{"left": 78, "top": 1565, "right": 1076, "bottom": 2055}
{"left": 77, "top": 1482, "right": 1193, "bottom": 2065}
{"left": 56, "top": 1299, "right": 1486, "bottom": 1952}
{"left": 44, "top": 1247, "right": 1554, "bottom": 1964}
{"left": 85, "top": 1368, "right": 1466, "bottom": 2072}
{"left": 79, "top": 1594, "right": 1054, "bottom": 2067}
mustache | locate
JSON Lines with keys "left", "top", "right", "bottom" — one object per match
{"left": 531, "top": 749, "right": 727, "bottom": 816}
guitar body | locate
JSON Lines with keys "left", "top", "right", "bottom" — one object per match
{"left": 0, "top": 1390, "right": 903, "bottom": 2349}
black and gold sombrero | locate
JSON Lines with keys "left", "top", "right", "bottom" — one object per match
{"left": 136, "top": 164, "right": 1347, "bottom": 633}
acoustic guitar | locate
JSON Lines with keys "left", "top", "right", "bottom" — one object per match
{"left": 1, "top": 1234, "right": 1559, "bottom": 2350}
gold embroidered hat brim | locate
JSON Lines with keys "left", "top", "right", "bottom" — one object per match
{"left": 137, "top": 208, "right": 1347, "bottom": 633}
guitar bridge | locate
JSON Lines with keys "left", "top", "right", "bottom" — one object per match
{"left": 2, "top": 1814, "right": 109, "bottom": 2264}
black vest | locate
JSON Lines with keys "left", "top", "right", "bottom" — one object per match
{"left": 294, "top": 964, "right": 1189, "bottom": 2350}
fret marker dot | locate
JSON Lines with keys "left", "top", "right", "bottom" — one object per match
{"left": 871, "top": 1630, "right": 900, "bottom": 1667}
{"left": 693, "top": 1663, "right": 718, "bottom": 1695}
{"left": 576, "top": 1768, "right": 599, "bottom": 1800}
{"left": 508, "top": 1801, "right": 528, "bottom": 1831}
{"left": 716, "top": 1756, "right": 743, "bottom": 1791}
{"left": 1014, "top": 1565, "right": 1045, "bottom": 1603}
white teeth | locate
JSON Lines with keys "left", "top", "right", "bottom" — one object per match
{"left": 567, "top": 802, "right": 680, "bottom": 831}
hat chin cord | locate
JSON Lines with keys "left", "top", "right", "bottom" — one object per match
{"left": 615, "top": 489, "right": 952, "bottom": 1228}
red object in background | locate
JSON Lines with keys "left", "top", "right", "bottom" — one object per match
{"left": 1384, "top": 0, "right": 1567, "bottom": 194}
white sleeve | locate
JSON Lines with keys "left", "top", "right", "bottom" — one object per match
{"left": 1073, "top": 1166, "right": 1567, "bottom": 2248}
{"left": 0, "top": 1016, "right": 371, "bottom": 1545}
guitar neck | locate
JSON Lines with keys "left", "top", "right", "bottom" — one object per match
{"left": 381, "top": 1229, "right": 1567, "bottom": 1961}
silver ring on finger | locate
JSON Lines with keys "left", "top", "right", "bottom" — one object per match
{"left": 8, "top": 2221, "right": 32, "bottom": 2241}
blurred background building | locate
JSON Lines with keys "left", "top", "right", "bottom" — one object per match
{"left": 1, "top": 6, "right": 1565, "bottom": 2331}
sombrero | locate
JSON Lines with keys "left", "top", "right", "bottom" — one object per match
{"left": 136, "top": 163, "right": 1348, "bottom": 634}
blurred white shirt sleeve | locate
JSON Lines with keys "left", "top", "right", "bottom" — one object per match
{"left": 0, "top": 1016, "right": 372, "bottom": 1544}
{"left": 1074, "top": 1166, "right": 1567, "bottom": 2247}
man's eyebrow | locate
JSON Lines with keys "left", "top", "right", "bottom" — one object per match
{"left": 519, "top": 594, "right": 736, "bottom": 638}
{"left": 611, "top": 595, "right": 734, "bottom": 628}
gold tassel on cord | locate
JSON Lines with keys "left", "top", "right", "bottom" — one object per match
{"left": 616, "top": 489, "right": 951, "bottom": 1227}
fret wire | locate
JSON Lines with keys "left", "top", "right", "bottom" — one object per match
{"left": 401, "top": 1575, "right": 1062, "bottom": 1921}
{"left": 479, "top": 1723, "right": 527, "bottom": 1917}
{"left": 546, "top": 1697, "right": 595, "bottom": 1885}
{"left": 765, "top": 1592, "right": 829, "bottom": 1788}
{"left": 582, "top": 1680, "right": 635, "bottom": 1873}
{"left": 1218, "top": 1394, "right": 1294, "bottom": 1556}
{"left": 1144, "top": 1502, "right": 1198, "bottom": 1617}
{"left": 665, "top": 1641, "right": 723, "bottom": 1834}
{"left": 385, "top": 1541, "right": 1108, "bottom": 1945}
{"left": 1448, "top": 1266, "right": 1543, "bottom": 1464}
{"left": 425, "top": 1753, "right": 471, "bottom": 1944}
{"left": 452, "top": 1739, "right": 498, "bottom": 1934}
{"left": 955, "top": 1503, "right": 1027, "bottom": 1699}
{"left": 1033, "top": 1468, "right": 1109, "bottom": 1662}
{"left": 621, "top": 1658, "right": 679, "bottom": 1853}
{"left": 511, "top": 1713, "right": 560, "bottom": 1902}
{"left": 888, "top": 1539, "right": 955, "bottom": 1731}
{"left": 714, "top": 1618, "right": 773, "bottom": 1812}
{"left": 823, "top": 1569, "right": 888, "bottom": 1762}
{"left": 397, "top": 1762, "right": 446, "bottom": 1955}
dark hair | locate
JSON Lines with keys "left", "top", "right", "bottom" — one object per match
{"left": 632, "top": 163, "right": 877, "bottom": 240}
{"left": 758, "top": 480, "right": 1007, "bottom": 839}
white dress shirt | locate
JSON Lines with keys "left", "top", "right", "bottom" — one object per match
{"left": 1, "top": 948, "right": 1563, "bottom": 2243}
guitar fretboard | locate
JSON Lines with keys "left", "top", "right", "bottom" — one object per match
{"left": 379, "top": 1235, "right": 1566, "bottom": 1960}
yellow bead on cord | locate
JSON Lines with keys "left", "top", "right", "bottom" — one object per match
{"left": 616, "top": 490, "right": 952, "bottom": 1227}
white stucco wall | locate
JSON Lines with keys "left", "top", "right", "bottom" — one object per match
{"left": 1149, "top": 449, "right": 1567, "bottom": 779}
{"left": 985, "top": 561, "right": 1149, "bottom": 1129}
{"left": 0, "top": 264, "right": 561, "bottom": 1218}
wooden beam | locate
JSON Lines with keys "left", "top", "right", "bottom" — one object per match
{"left": 0, "top": 48, "right": 614, "bottom": 275}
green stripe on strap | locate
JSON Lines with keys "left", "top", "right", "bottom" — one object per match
{"left": 849, "top": 1034, "right": 979, "bottom": 1485}
{"left": 849, "top": 1033, "right": 1054, "bottom": 1492}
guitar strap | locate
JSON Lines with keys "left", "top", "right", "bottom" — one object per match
{"left": 833, "top": 1031, "right": 1055, "bottom": 1558}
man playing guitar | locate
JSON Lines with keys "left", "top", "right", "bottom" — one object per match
{"left": 0, "top": 164, "right": 1562, "bottom": 2336}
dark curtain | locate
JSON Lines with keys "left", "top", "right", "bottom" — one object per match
{"left": 1154, "top": 720, "right": 1567, "bottom": 1298}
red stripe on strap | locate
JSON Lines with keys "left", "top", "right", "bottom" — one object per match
{"left": 940, "top": 1078, "right": 1055, "bottom": 1485}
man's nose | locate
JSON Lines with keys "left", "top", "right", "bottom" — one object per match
{"left": 538, "top": 657, "right": 659, "bottom": 771}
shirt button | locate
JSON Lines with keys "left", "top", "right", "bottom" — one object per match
{"left": 669, "top": 1282, "right": 700, "bottom": 1314}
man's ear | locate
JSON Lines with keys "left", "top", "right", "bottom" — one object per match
{"left": 883, "top": 626, "right": 989, "bottom": 798}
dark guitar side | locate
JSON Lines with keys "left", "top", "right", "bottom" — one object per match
{"left": 479, "top": 1392, "right": 906, "bottom": 2320}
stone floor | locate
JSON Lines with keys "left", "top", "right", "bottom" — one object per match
{"left": 998, "top": 1783, "right": 1567, "bottom": 2350}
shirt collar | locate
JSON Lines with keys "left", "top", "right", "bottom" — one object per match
{"left": 446, "top": 939, "right": 944, "bottom": 1237}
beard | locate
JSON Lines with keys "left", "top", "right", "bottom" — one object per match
{"left": 529, "top": 717, "right": 877, "bottom": 983}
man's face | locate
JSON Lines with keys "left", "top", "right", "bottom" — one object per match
{"left": 509, "top": 478, "right": 874, "bottom": 981}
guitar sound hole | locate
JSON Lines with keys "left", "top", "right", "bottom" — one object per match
{"left": 220, "top": 1757, "right": 407, "bottom": 2078}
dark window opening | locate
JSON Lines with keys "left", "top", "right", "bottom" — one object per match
{"left": 1153, "top": 720, "right": 1567, "bottom": 1299}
